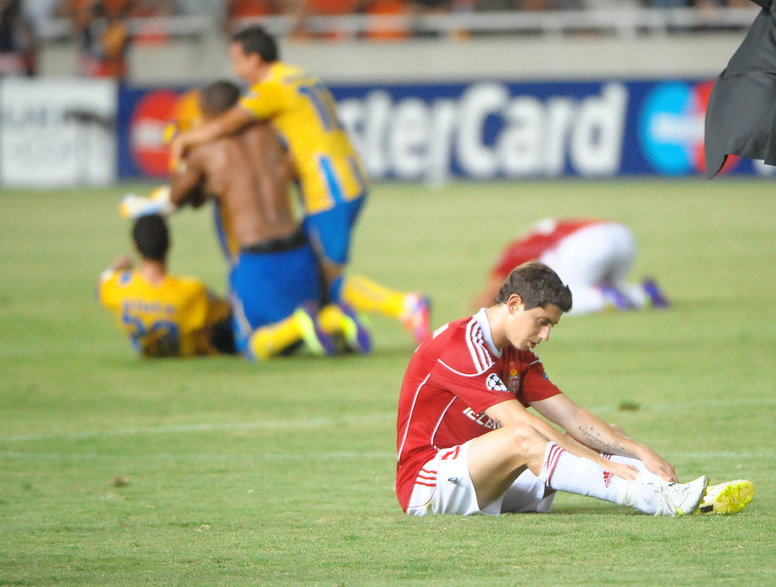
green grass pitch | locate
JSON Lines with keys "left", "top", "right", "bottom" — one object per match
{"left": 1, "top": 179, "right": 774, "bottom": 584}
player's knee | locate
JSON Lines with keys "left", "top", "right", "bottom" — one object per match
{"left": 503, "top": 425, "right": 545, "bottom": 458}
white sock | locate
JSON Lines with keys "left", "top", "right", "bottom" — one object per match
{"left": 538, "top": 442, "right": 629, "bottom": 505}
{"left": 606, "top": 454, "right": 665, "bottom": 484}
{"left": 621, "top": 472, "right": 673, "bottom": 514}
{"left": 539, "top": 443, "right": 672, "bottom": 514}
{"left": 604, "top": 454, "right": 671, "bottom": 514}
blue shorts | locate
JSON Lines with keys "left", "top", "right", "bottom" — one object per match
{"left": 303, "top": 195, "right": 366, "bottom": 266}
{"left": 229, "top": 236, "right": 322, "bottom": 352}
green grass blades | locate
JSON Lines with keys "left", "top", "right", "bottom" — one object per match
{"left": 1, "top": 180, "right": 774, "bottom": 584}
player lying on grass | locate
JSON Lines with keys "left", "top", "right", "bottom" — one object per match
{"left": 471, "top": 218, "right": 670, "bottom": 314}
{"left": 396, "top": 261, "right": 754, "bottom": 516}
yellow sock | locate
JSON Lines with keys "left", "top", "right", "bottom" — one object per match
{"left": 341, "top": 274, "right": 407, "bottom": 319}
{"left": 316, "top": 303, "right": 373, "bottom": 354}
{"left": 317, "top": 304, "right": 345, "bottom": 335}
{"left": 248, "top": 315, "right": 302, "bottom": 360}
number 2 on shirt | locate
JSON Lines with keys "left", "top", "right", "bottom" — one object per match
{"left": 122, "top": 311, "right": 181, "bottom": 356}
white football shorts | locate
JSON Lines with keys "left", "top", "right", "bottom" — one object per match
{"left": 541, "top": 222, "right": 636, "bottom": 288}
{"left": 406, "top": 440, "right": 556, "bottom": 516}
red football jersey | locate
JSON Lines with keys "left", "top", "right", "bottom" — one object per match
{"left": 395, "top": 310, "right": 562, "bottom": 512}
{"left": 492, "top": 219, "right": 603, "bottom": 279}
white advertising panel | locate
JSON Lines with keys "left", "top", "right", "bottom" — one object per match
{"left": 1, "top": 78, "right": 117, "bottom": 187}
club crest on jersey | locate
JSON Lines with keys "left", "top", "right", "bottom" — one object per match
{"left": 506, "top": 363, "right": 522, "bottom": 393}
{"left": 486, "top": 373, "right": 509, "bottom": 392}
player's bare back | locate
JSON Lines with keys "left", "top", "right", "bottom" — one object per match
{"left": 188, "top": 122, "right": 297, "bottom": 248}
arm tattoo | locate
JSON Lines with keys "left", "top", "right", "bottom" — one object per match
{"left": 577, "top": 425, "right": 635, "bottom": 457}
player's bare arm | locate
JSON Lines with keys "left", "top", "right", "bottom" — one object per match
{"left": 538, "top": 394, "right": 638, "bottom": 455}
{"left": 485, "top": 399, "right": 639, "bottom": 481}
{"left": 532, "top": 393, "right": 677, "bottom": 482}
{"left": 171, "top": 106, "right": 255, "bottom": 162}
{"left": 99, "top": 255, "right": 134, "bottom": 282}
{"left": 169, "top": 154, "right": 207, "bottom": 209}
{"left": 108, "top": 255, "right": 134, "bottom": 272}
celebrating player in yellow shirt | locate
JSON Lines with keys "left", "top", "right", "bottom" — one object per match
{"left": 170, "top": 26, "right": 431, "bottom": 345}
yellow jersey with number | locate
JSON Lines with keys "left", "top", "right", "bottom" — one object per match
{"left": 238, "top": 62, "right": 369, "bottom": 215}
{"left": 98, "top": 270, "right": 231, "bottom": 357}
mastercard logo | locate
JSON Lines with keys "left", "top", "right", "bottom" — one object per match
{"left": 129, "top": 89, "right": 181, "bottom": 177}
{"left": 638, "top": 81, "right": 739, "bottom": 176}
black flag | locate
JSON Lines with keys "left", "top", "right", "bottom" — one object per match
{"left": 704, "top": 0, "right": 776, "bottom": 178}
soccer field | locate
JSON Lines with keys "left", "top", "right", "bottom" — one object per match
{"left": 1, "top": 179, "right": 774, "bottom": 584}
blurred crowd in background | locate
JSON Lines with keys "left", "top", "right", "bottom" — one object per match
{"left": 0, "top": 0, "right": 758, "bottom": 79}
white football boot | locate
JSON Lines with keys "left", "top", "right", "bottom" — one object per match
{"left": 653, "top": 475, "right": 709, "bottom": 516}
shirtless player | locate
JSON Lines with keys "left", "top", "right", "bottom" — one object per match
{"left": 167, "top": 80, "right": 369, "bottom": 359}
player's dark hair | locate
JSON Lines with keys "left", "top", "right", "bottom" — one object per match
{"left": 232, "top": 25, "right": 279, "bottom": 62}
{"left": 132, "top": 214, "right": 169, "bottom": 262}
{"left": 495, "top": 261, "right": 572, "bottom": 312}
{"left": 201, "top": 80, "right": 240, "bottom": 115}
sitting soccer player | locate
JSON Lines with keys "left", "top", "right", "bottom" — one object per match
{"left": 396, "top": 262, "right": 754, "bottom": 516}
{"left": 98, "top": 214, "right": 234, "bottom": 357}
{"left": 472, "top": 218, "right": 670, "bottom": 315}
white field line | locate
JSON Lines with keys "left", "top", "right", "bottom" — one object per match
{"left": 0, "top": 450, "right": 771, "bottom": 461}
{"left": 0, "top": 451, "right": 395, "bottom": 461}
{"left": 1, "top": 398, "right": 774, "bottom": 444}
{"left": 0, "top": 413, "right": 396, "bottom": 442}
{"left": 590, "top": 398, "right": 776, "bottom": 413}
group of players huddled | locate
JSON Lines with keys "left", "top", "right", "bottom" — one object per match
{"left": 99, "top": 25, "right": 432, "bottom": 360}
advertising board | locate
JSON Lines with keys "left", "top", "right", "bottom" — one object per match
{"left": 333, "top": 79, "right": 774, "bottom": 181}
{"left": 117, "top": 78, "right": 774, "bottom": 182}
{"left": 0, "top": 78, "right": 116, "bottom": 187}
